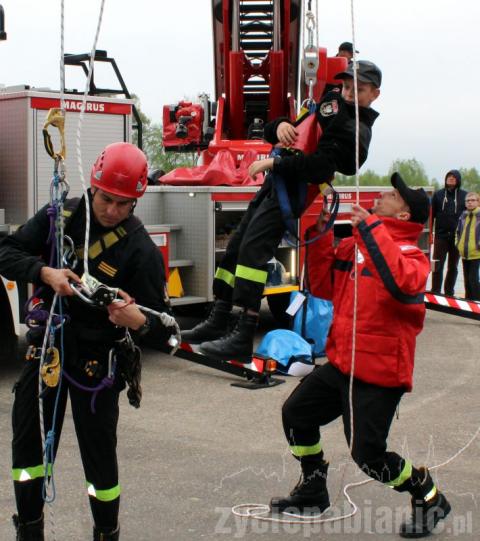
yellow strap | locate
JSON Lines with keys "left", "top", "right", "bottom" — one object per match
{"left": 43, "top": 108, "right": 66, "bottom": 160}
{"left": 75, "top": 228, "right": 123, "bottom": 260}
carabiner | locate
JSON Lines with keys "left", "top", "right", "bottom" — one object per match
{"left": 43, "top": 108, "right": 66, "bottom": 160}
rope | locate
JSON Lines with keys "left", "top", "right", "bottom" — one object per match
{"left": 62, "top": 366, "right": 115, "bottom": 414}
{"left": 348, "top": 0, "right": 360, "bottom": 459}
{"left": 37, "top": 172, "right": 69, "bottom": 508}
{"left": 76, "top": 0, "right": 107, "bottom": 279}
{"left": 59, "top": 0, "right": 65, "bottom": 111}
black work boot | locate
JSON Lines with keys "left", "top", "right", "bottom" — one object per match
{"left": 199, "top": 310, "right": 257, "bottom": 362}
{"left": 270, "top": 461, "right": 330, "bottom": 515}
{"left": 12, "top": 514, "right": 44, "bottom": 541}
{"left": 181, "top": 300, "right": 232, "bottom": 344}
{"left": 93, "top": 524, "right": 120, "bottom": 541}
{"left": 399, "top": 468, "right": 451, "bottom": 538}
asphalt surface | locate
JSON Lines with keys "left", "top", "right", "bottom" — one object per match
{"left": 0, "top": 308, "right": 478, "bottom": 540}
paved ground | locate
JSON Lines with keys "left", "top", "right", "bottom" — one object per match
{"left": 0, "top": 308, "right": 478, "bottom": 540}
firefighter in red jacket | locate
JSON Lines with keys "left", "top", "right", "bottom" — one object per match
{"left": 270, "top": 173, "right": 451, "bottom": 538}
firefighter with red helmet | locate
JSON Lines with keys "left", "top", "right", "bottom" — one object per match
{"left": 0, "top": 143, "right": 173, "bottom": 540}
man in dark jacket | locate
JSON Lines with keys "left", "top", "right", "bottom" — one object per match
{"left": 431, "top": 169, "right": 467, "bottom": 295}
{"left": 183, "top": 61, "right": 381, "bottom": 362}
{"left": 0, "top": 143, "right": 174, "bottom": 541}
{"left": 270, "top": 173, "right": 451, "bottom": 538}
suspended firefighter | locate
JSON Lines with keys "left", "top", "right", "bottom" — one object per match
{"left": 183, "top": 60, "right": 381, "bottom": 361}
{"left": 0, "top": 143, "right": 176, "bottom": 540}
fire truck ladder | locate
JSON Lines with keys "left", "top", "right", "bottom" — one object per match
{"left": 237, "top": 1, "right": 275, "bottom": 129}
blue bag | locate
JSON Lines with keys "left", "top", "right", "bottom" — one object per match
{"left": 291, "top": 290, "right": 333, "bottom": 357}
{"left": 256, "top": 329, "right": 314, "bottom": 376}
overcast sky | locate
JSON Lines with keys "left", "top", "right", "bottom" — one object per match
{"left": 2, "top": 0, "right": 479, "bottom": 183}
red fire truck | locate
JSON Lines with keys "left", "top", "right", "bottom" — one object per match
{"left": 135, "top": 0, "right": 432, "bottom": 322}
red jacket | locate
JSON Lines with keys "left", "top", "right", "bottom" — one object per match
{"left": 307, "top": 214, "right": 430, "bottom": 391}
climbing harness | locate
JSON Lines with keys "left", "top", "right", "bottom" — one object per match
{"left": 273, "top": 0, "right": 339, "bottom": 246}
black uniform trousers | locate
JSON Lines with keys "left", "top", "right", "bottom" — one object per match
{"left": 431, "top": 235, "right": 460, "bottom": 296}
{"left": 12, "top": 351, "right": 120, "bottom": 529}
{"left": 462, "top": 258, "right": 480, "bottom": 301}
{"left": 282, "top": 362, "right": 408, "bottom": 483}
{"left": 213, "top": 177, "right": 287, "bottom": 312}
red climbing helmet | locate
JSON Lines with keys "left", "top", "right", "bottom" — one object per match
{"left": 90, "top": 142, "right": 148, "bottom": 199}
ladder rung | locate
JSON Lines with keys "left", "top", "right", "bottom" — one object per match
{"left": 240, "top": 14, "right": 273, "bottom": 21}
{"left": 240, "top": 22, "right": 273, "bottom": 32}
{"left": 240, "top": 33, "right": 272, "bottom": 40}
{"left": 239, "top": 4, "right": 274, "bottom": 13}
{"left": 241, "top": 42, "right": 272, "bottom": 51}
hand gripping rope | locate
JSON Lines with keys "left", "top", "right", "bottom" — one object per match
{"left": 68, "top": 275, "right": 181, "bottom": 352}
{"left": 232, "top": 0, "right": 479, "bottom": 528}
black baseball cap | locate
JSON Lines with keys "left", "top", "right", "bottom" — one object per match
{"left": 391, "top": 172, "right": 430, "bottom": 224}
{"left": 338, "top": 42, "right": 359, "bottom": 54}
{"left": 335, "top": 60, "right": 382, "bottom": 88}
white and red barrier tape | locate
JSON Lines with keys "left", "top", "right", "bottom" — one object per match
{"left": 425, "top": 292, "right": 480, "bottom": 320}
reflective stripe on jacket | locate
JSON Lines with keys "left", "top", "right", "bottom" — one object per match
{"left": 456, "top": 208, "right": 480, "bottom": 260}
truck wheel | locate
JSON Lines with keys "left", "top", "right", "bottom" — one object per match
{"left": 267, "top": 293, "right": 292, "bottom": 328}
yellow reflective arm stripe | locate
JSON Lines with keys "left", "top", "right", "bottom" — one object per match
{"left": 86, "top": 482, "right": 121, "bottom": 502}
{"left": 235, "top": 264, "right": 268, "bottom": 284}
{"left": 290, "top": 442, "right": 322, "bottom": 457}
{"left": 215, "top": 267, "right": 235, "bottom": 287}
{"left": 12, "top": 464, "right": 52, "bottom": 482}
{"left": 387, "top": 460, "right": 412, "bottom": 487}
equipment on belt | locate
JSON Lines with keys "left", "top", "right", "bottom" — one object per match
{"left": 39, "top": 347, "right": 61, "bottom": 387}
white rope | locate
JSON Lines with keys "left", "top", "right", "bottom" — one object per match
{"left": 135, "top": 304, "right": 182, "bottom": 354}
{"left": 38, "top": 296, "right": 59, "bottom": 463}
{"left": 76, "top": 0, "right": 107, "bottom": 279}
{"left": 59, "top": 0, "right": 65, "bottom": 111}
{"left": 348, "top": 0, "right": 360, "bottom": 459}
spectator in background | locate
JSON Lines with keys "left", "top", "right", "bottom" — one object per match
{"left": 431, "top": 169, "right": 467, "bottom": 296}
{"left": 336, "top": 41, "right": 358, "bottom": 61}
{"left": 455, "top": 192, "right": 480, "bottom": 300}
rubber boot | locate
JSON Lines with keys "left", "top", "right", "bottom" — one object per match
{"left": 93, "top": 524, "right": 120, "bottom": 541}
{"left": 398, "top": 467, "right": 451, "bottom": 538}
{"left": 199, "top": 310, "right": 257, "bottom": 362}
{"left": 12, "top": 514, "right": 44, "bottom": 541}
{"left": 270, "top": 461, "right": 330, "bottom": 515}
{"left": 181, "top": 300, "right": 232, "bottom": 344}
